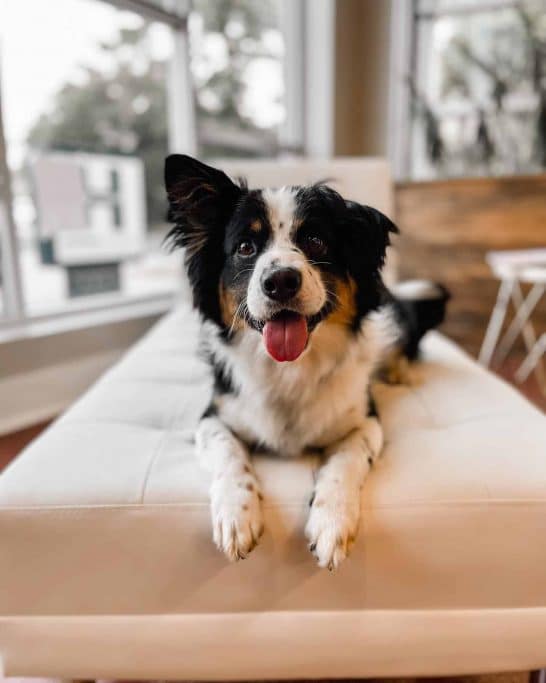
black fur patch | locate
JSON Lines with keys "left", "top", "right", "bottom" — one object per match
{"left": 293, "top": 184, "right": 398, "bottom": 329}
{"left": 367, "top": 392, "right": 379, "bottom": 417}
{"left": 388, "top": 285, "right": 450, "bottom": 360}
{"left": 201, "top": 402, "right": 218, "bottom": 419}
{"left": 165, "top": 154, "right": 244, "bottom": 328}
{"left": 210, "top": 355, "right": 237, "bottom": 395}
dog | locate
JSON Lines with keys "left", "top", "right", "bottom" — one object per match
{"left": 164, "top": 154, "right": 448, "bottom": 570}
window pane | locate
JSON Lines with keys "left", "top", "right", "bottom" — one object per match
{"left": 411, "top": 0, "right": 546, "bottom": 179}
{"left": 0, "top": 0, "right": 181, "bottom": 315}
{"left": 189, "top": 0, "right": 285, "bottom": 158}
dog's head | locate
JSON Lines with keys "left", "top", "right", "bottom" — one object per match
{"left": 165, "top": 154, "right": 397, "bottom": 361}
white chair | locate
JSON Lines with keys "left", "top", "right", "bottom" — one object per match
{"left": 479, "top": 249, "right": 546, "bottom": 389}
{"left": 517, "top": 332, "right": 546, "bottom": 386}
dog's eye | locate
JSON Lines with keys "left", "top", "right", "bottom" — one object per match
{"left": 237, "top": 240, "right": 256, "bottom": 257}
{"left": 304, "top": 234, "right": 327, "bottom": 259}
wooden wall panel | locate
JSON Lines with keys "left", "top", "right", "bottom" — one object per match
{"left": 394, "top": 175, "right": 546, "bottom": 357}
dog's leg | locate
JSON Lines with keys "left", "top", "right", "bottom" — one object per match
{"left": 196, "top": 416, "right": 264, "bottom": 561}
{"left": 305, "top": 416, "right": 383, "bottom": 570}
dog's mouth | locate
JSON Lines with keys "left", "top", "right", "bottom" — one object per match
{"left": 251, "top": 305, "right": 334, "bottom": 362}
{"left": 262, "top": 310, "right": 309, "bottom": 362}
{"left": 247, "top": 301, "right": 335, "bottom": 363}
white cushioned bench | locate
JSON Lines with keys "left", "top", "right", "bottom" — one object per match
{"left": 1, "top": 303, "right": 546, "bottom": 679}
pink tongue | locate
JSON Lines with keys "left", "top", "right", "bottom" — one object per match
{"left": 263, "top": 313, "right": 308, "bottom": 362}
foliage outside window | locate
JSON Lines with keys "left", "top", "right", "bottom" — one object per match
{"left": 0, "top": 0, "right": 284, "bottom": 318}
{"left": 26, "top": 0, "right": 283, "bottom": 228}
{"left": 411, "top": 0, "right": 546, "bottom": 179}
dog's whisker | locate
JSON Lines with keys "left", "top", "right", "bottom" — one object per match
{"left": 233, "top": 267, "right": 255, "bottom": 282}
{"left": 227, "top": 299, "right": 247, "bottom": 337}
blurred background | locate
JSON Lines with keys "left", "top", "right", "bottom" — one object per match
{"left": 0, "top": 0, "right": 545, "bottom": 421}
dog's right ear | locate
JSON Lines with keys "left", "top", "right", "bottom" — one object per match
{"left": 164, "top": 154, "right": 242, "bottom": 255}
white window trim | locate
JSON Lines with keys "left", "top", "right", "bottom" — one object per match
{"left": 279, "top": 0, "right": 305, "bottom": 154}
{"left": 280, "top": 0, "right": 336, "bottom": 158}
{"left": 0, "top": 292, "right": 176, "bottom": 344}
{"left": 303, "top": 0, "right": 335, "bottom": 159}
{"left": 387, "top": 0, "right": 415, "bottom": 180}
{"left": 0, "top": 78, "right": 24, "bottom": 321}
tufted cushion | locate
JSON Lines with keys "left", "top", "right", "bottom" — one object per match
{"left": 1, "top": 305, "right": 546, "bottom": 679}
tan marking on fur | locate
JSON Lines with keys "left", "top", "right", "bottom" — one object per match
{"left": 172, "top": 180, "right": 216, "bottom": 204}
{"left": 250, "top": 219, "right": 262, "bottom": 232}
{"left": 219, "top": 282, "right": 244, "bottom": 331}
{"left": 325, "top": 277, "right": 357, "bottom": 327}
{"left": 383, "top": 351, "right": 411, "bottom": 385}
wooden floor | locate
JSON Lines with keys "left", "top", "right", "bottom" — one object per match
{"left": 0, "top": 673, "right": 533, "bottom": 683}
{"left": 0, "top": 421, "right": 51, "bottom": 471}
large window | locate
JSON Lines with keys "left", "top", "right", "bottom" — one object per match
{"left": 0, "top": 0, "right": 182, "bottom": 317}
{"left": 190, "top": 0, "right": 285, "bottom": 158}
{"left": 409, "top": 0, "right": 546, "bottom": 179}
{"left": 0, "top": 0, "right": 302, "bottom": 328}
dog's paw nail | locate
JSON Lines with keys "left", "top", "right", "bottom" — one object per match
{"left": 305, "top": 490, "right": 360, "bottom": 570}
{"left": 211, "top": 474, "right": 264, "bottom": 562}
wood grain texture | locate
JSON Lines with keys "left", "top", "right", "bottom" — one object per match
{"left": 395, "top": 175, "right": 546, "bottom": 357}
{"left": 0, "top": 421, "right": 50, "bottom": 472}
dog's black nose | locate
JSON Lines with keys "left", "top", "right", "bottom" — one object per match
{"left": 261, "top": 267, "right": 302, "bottom": 302}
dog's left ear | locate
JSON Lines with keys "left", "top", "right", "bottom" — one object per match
{"left": 164, "top": 154, "right": 242, "bottom": 254}
{"left": 344, "top": 200, "right": 398, "bottom": 271}
{"left": 344, "top": 201, "right": 399, "bottom": 314}
{"left": 164, "top": 155, "right": 244, "bottom": 326}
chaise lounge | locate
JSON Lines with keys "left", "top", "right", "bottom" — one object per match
{"left": 1, "top": 160, "right": 546, "bottom": 680}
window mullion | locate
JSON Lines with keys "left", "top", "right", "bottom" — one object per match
{"left": 0, "top": 85, "right": 25, "bottom": 321}
{"left": 97, "top": 0, "right": 187, "bottom": 29}
{"left": 167, "top": 17, "right": 197, "bottom": 155}
{"left": 279, "top": 0, "right": 306, "bottom": 155}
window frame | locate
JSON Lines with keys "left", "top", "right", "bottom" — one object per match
{"left": 390, "top": 0, "right": 545, "bottom": 180}
{"left": 0, "top": 0, "right": 194, "bottom": 335}
{"left": 0, "top": 0, "right": 324, "bottom": 339}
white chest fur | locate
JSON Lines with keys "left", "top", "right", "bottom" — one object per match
{"left": 205, "top": 309, "right": 394, "bottom": 457}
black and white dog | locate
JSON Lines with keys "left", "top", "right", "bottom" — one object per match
{"left": 165, "top": 154, "right": 447, "bottom": 570}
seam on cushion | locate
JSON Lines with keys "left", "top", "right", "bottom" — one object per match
{"left": 58, "top": 418, "right": 168, "bottom": 431}
{"left": 383, "top": 410, "right": 545, "bottom": 441}
{"left": 386, "top": 380, "right": 440, "bottom": 429}
{"left": 4, "top": 498, "right": 546, "bottom": 513}
{"left": 138, "top": 391, "right": 193, "bottom": 504}
{"left": 395, "top": 382, "right": 539, "bottom": 432}
{"left": 108, "top": 377, "right": 205, "bottom": 386}
{"left": 59, "top": 417, "right": 196, "bottom": 437}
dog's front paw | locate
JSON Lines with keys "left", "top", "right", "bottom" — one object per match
{"left": 305, "top": 484, "right": 361, "bottom": 571}
{"left": 210, "top": 471, "right": 264, "bottom": 562}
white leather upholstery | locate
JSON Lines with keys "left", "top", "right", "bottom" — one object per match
{"left": 1, "top": 304, "right": 546, "bottom": 678}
